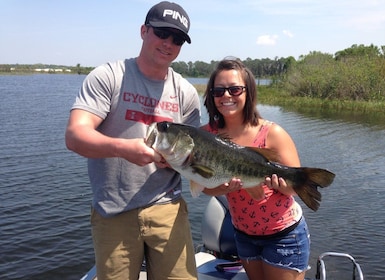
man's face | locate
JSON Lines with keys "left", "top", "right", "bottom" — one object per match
{"left": 141, "top": 25, "right": 183, "bottom": 67}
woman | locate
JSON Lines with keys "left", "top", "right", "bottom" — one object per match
{"left": 202, "top": 58, "right": 310, "bottom": 280}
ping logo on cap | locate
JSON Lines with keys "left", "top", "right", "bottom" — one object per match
{"left": 163, "top": 9, "right": 189, "bottom": 29}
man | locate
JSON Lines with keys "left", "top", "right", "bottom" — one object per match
{"left": 65, "top": 2, "right": 200, "bottom": 279}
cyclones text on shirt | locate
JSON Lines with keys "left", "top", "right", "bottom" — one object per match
{"left": 123, "top": 91, "right": 178, "bottom": 125}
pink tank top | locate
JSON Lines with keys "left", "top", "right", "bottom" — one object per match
{"left": 204, "top": 122, "right": 302, "bottom": 236}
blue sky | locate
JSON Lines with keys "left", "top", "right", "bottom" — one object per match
{"left": 1, "top": 0, "right": 384, "bottom": 66}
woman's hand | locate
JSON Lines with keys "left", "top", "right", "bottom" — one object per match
{"left": 220, "top": 177, "right": 243, "bottom": 193}
{"left": 265, "top": 174, "right": 287, "bottom": 189}
{"left": 203, "top": 177, "right": 243, "bottom": 196}
{"left": 264, "top": 174, "right": 296, "bottom": 196}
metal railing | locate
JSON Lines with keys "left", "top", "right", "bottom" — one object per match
{"left": 315, "top": 252, "right": 364, "bottom": 280}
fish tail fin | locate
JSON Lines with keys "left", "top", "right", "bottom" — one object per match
{"left": 294, "top": 168, "right": 335, "bottom": 211}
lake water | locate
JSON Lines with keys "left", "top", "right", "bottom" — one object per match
{"left": 0, "top": 74, "right": 384, "bottom": 279}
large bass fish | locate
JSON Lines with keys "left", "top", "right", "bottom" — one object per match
{"left": 145, "top": 121, "right": 335, "bottom": 211}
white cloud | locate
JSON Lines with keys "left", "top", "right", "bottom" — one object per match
{"left": 283, "top": 30, "right": 294, "bottom": 38}
{"left": 256, "top": 34, "right": 278, "bottom": 46}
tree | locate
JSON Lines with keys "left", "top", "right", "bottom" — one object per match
{"left": 335, "top": 44, "right": 381, "bottom": 60}
{"left": 76, "top": 63, "right": 81, "bottom": 75}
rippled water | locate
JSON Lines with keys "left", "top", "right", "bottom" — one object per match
{"left": 0, "top": 74, "right": 384, "bottom": 279}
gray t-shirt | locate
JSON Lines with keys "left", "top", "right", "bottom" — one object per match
{"left": 72, "top": 58, "right": 201, "bottom": 217}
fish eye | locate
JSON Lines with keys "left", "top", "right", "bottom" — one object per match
{"left": 158, "top": 121, "right": 169, "bottom": 132}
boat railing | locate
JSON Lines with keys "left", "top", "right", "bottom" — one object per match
{"left": 315, "top": 251, "right": 364, "bottom": 280}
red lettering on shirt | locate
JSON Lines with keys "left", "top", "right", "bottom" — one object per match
{"left": 125, "top": 110, "right": 173, "bottom": 125}
{"left": 123, "top": 92, "right": 179, "bottom": 113}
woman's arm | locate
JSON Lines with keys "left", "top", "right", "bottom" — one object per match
{"left": 265, "top": 123, "right": 301, "bottom": 196}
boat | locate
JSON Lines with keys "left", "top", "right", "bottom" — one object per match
{"left": 81, "top": 195, "right": 364, "bottom": 280}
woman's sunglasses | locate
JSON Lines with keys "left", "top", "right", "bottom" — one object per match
{"left": 148, "top": 25, "right": 186, "bottom": 46}
{"left": 210, "top": 86, "right": 246, "bottom": 97}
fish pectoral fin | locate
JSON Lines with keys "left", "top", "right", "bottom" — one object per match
{"left": 190, "top": 181, "right": 205, "bottom": 197}
{"left": 191, "top": 164, "right": 215, "bottom": 179}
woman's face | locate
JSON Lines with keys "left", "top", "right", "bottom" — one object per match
{"left": 213, "top": 69, "right": 246, "bottom": 120}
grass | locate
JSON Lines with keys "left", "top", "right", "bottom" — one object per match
{"left": 194, "top": 84, "right": 207, "bottom": 94}
{"left": 257, "top": 86, "right": 385, "bottom": 114}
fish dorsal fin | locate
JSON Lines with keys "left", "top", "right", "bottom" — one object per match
{"left": 246, "top": 147, "right": 281, "bottom": 162}
{"left": 216, "top": 133, "right": 279, "bottom": 162}
{"left": 216, "top": 132, "right": 232, "bottom": 141}
{"left": 191, "top": 164, "right": 215, "bottom": 179}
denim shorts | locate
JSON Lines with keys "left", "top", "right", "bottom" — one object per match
{"left": 234, "top": 217, "right": 310, "bottom": 272}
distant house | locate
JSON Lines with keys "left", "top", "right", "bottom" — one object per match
{"left": 34, "top": 68, "right": 53, "bottom": 72}
{"left": 34, "top": 68, "right": 61, "bottom": 73}
{"left": 33, "top": 68, "right": 72, "bottom": 73}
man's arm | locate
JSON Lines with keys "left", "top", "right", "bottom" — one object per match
{"left": 65, "top": 109, "right": 161, "bottom": 166}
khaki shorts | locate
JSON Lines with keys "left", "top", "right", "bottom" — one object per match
{"left": 91, "top": 198, "right": 197, "bottom": 280}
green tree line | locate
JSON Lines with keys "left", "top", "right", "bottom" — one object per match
{"left": 2, "top": 44, "right": 384, "bottom": 102}
{"left": 172, "top": 44, "right": 385, "bottom": 102}
{"left": 171, "top": 57, "right": 290, "bottom": 78}
{"left": 281, "top": 44, "right": 385, "bottom": 101}
{"left": 0, "top": 63, "right": 94, "bottom": 75}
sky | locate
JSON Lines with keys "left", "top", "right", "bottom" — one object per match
{"left": 1, "top": 0, "right": 384, "bottom": 67}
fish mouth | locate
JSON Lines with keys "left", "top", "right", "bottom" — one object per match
{"left": 145, "top": 122, "right": 158, "bottom": 147}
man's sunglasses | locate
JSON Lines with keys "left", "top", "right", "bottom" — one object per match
{"left": 210, "top": 86, "right": 246, "bottom": 97}
{"left": 148, "top": 25, "right": 186, "bottom": 46}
